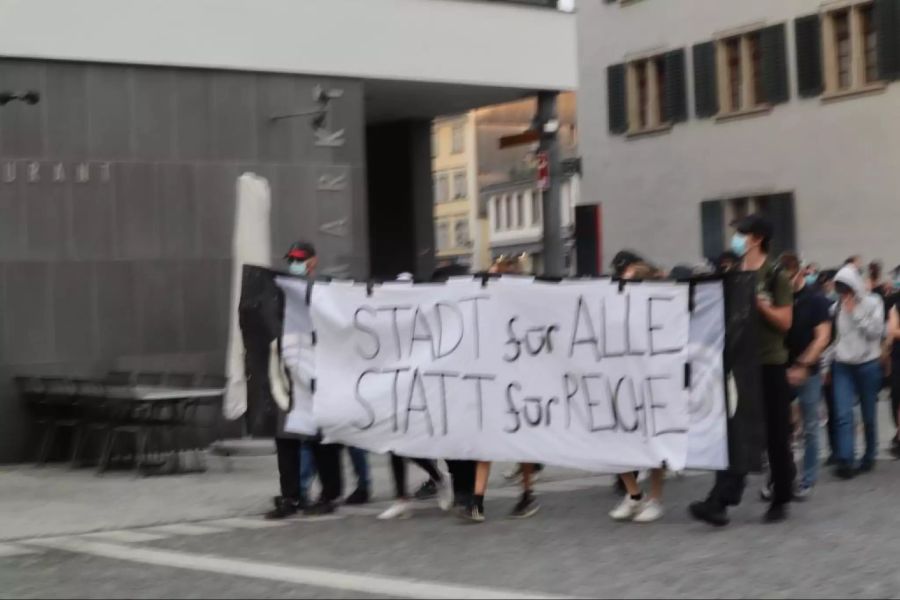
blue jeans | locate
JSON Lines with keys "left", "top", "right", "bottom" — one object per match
{"left": 299, "top": 442, "right": 317, "bottom": 498}
{"left": 833, "top": 360, "right": 882, "bottom": 467}
{"left": 795, "top": 372, "right": 823, "bottom": 487}
{"left": 348, "top": 446, "right": 370, "bottom": 490}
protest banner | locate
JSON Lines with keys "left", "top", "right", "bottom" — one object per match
{"left": 278, "top": 276, "right": 728, "bottom": 472}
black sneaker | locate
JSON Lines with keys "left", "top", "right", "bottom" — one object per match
{"left": 833, "top": 464, "right": 855, "bottom": 480}
{"left": 304, "top": 499, "right": 338, "bottom": 516}
{"left": 344, "top": 487, "right": 370, "bottom": 505}
{"left": 763, "top": 503, "right": 788, "bottom": 524}
{"left": 413, "top": 479, "right": 438, "bottom": 500}
{"left": 890, "top": 439, "right": 900, "bottom": 460}
{"left": 458, "top": 501, "right": 485, "bottom": 524}
{"left": 509, "top": 492, "right": 540, "bottom": 519}
{"left": 688, "top": 500, "right": 730, "bottom": 527}
{"left": 265, "top": 497, "right": 300, "bottom": 520}
{"left": 856, "top": 461, "right": 875, "bottom": 475}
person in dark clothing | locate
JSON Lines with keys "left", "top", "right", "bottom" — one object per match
{"left": 377, "top": 455, "right": 452, "bottom": 520}
{"left": 887, "top": 293, "right": 900, "bottom": 458}
{"left": 779, "top": 253, "right": 832, "bottom": 498}
{"left": 689, "top": 215, "right": 795, "bottom": 526}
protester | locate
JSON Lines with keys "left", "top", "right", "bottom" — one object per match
{"left": 831, "top": 264, "right": 886, "bottom": 479}
{"left": 460, "top": 255, "right": 540, "bottom": 523}
{"left": 611, "top": 249, "right": 644, "bottom": 278}
{"left": 266, "top": 242, "right": 321, "bottom": 519}
{"left": 816, "top": 269, "right": 841, "bottom": 465}
{"left": 889, "top": 294, "right": 900, "bottom": 459}
{"left": 609, "top": 261, "right": 666, "bottom": 523}
{"left": 770, "top": 253, "right": 831, "bottom": 499}
{"left": 803, "top": 262, "right": 820, "bottom": 288}
{"left": 690, "top": 214, "right": 795, "bottom": 525}
{"left": 343, "top": 448, "right": 372, "bottom": 505}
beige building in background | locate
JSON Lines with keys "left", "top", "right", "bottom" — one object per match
{"left": 432, "top": 114, "right": 480, "bottom": 269}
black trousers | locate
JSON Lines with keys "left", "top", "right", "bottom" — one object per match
{"left": 275, "top": 437, "right": 302, "bottom": 500}
{"left": 275, "top": 437, "right": 343, "bottom": 502}
{"left": 446, "top": 460, "right": 476, "bottom": 499}
{"left": 390, "top": 454, "right": 442, "bottom": 498}
{"left": 710, "top": 364, "right": 795, "bottom": 507}
{"left": 891, "top": 360, "right": 900, "bottom": 429}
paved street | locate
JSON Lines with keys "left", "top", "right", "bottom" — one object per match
{"left": 3, "top": 429, "right": 900, "bottom": 599}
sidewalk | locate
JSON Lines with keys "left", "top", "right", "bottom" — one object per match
{"left": 0, "top": 452, "right": 585, "bottom": 542}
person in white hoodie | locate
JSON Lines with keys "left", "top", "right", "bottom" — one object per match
{"left": 831, "top": 264, "right": 886, "bottom": 479}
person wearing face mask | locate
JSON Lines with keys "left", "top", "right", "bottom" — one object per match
{"left": 763, "top": 253, "right": 831, "bottom": 500}
{"left": 814, "top": 269, "right": 841, "bottom": 464}
{"left": 690, "top": 214, "right": 795, "bottom": 526}
{"left": 831, "top": 264, "right": 885, "bottom": 479}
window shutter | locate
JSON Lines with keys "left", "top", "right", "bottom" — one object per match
{"left": 663, "top": 49, "right": 688, "bottom": 123}
{"left": 876, "top": 0, "right": 900, "bottom": 80}
{"left": 760, "top": 23, "right": 789, "bottom": 104}
{"left": 763, "top": 193, "right": 797, "bottom": 257}
{"left": 700, "top": 199, "right": 725, "bottom": 261}
{"left": 607, "top": 63, "right": 628, "bottom": 134}
{"left": 693, "top": 42, "right": 718, "bottom": 118}
{"left": 794, "top": 14, "right": 823, "bottom": 97}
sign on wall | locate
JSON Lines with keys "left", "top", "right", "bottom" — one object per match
{"left": 278, "top": 276, "right": 729, "bottom": 472}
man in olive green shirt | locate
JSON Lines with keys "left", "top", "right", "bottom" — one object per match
{"left": 690, "top": 214, "right": 795, "bottom": 526}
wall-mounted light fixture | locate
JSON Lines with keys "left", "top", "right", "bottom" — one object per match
{"left": 270, "top": 85, "right": 345, "bottom": 147}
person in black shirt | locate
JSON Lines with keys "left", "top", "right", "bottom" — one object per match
{"left": 888, "top": 291, "right": 900, "bottom": 458}
{"left": 779, "top": 253, "right": 832, "bottom": 498}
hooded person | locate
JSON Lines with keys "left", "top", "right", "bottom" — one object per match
{"left": 830, "top": 264, "right": 886, "bottom": 479}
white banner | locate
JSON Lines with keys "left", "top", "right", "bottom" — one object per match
{"left": 278, "top": 277, "right": 726, "bottom": 473}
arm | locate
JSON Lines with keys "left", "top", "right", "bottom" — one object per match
{"left": 796, "top": 320, "right": 832, "bottom": 367}
{"left": 758, "top": 301, "right": 793, "bottom": 333}
{"left": 847, "top": 297, "right": 885, "bottom": 340}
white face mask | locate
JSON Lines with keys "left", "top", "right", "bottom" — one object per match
{"left": 288, "top": 262, "right": 308, "bottom": 277}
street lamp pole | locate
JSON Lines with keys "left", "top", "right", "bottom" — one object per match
{"left": 537, "top": 91, "right": 564, "bottom": 278}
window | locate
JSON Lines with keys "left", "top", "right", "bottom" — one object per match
{"left": 453, "top": 171, "right": 467, "bottom": 199}
{"left": 515, "top": 194, "right": 525, "bottom": 228}
{"left": 436, "top": 221, "right": 451, "bottom": 251}
{"left": 431, "top": 129, "right": 438, "bottom": 158}
{"left": 454, "top": 219, "right": 469, "bottom": 248}
{"left": 824, "top": 2, "right": 881, "bottom": 94}
{"left": 494, "top": 197, "right": 506, "bottom": 232}
{"left": 627, "top": 54, "right": 668, "bottom": 132}
{"left": 717, "top": 31, "right": 765, "bottom": 114}
{"left": 435, "top": 175, "right": 449, "bottom": 203}
{"left": 451, "top": 122, "right": 465, "bottom": 154}
{"left": 609, "top": 49, "right": 686, "bottom": 135}
{"left": 531, "top": 192, "right": 542, "bottom": 225}
{"left": 504, "top": 195, "right": 514, "bottom": 230}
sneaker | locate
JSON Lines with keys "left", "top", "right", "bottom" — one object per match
{"left": 503, "top": 465, "right": 523, "bottom": 481}
{"left": 609, "top": 495, "right": 644, "bottom": 522}
{"left": 763, "top": 503, "right": 788, "bottom": 524}
{"left": 509, "top": 492, "right": 540, "bottom": 519}
{"left": 435, "top": 475, "right": 453, "bottom": 512}
{"left": 793, "top": 483, "right": 813, "bottom": 502}
{"left": 633, "top": 499, "right": 664, "bottom": 523}
{"left": 833, "top": 464, "right": 855, "bottom": 480}
{"left": 890, "top": 439, "right": 900, "bottom": 460}
{"left": 303, "top": 499, "right": 337, "bottom": 516}
{"left": 413, "top": 479, "right": 438, "bottom": 500}
{"left": 759, "top": 482, "right": 773, "bottom": 502}
{"left": 344, "top": 487, "right": 370, "bottom": 505}
{"left": 856, "top": 461, "right": 875, "bottom": 474}
{"left": 688, "top": 500, "right": 730, "bottom": 527}
{"left": 377, "top": 500, "right": 413, "bottom": 520}
{"left": 458, "top": 502, "right": 485, "bottom": 523}
{"left": 265, "top": 497, "right": 300, "bottom": 520}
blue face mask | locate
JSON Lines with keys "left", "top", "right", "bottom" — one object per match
{"left": 730, "top": 233, "right": 748, "bottom": 257}
{"left": 805, "top": 274, "right": 818, "bottom": 287}
{"left": 288, "top": 262, "right": 308, "bottom": 277}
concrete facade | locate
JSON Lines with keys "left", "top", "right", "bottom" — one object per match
{"left": 577, "top": 0, "right": 900, "bottom": 269}
{"left": 0, "top": 59, "right": 367, "bottom": 462}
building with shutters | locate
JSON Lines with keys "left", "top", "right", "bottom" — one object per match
{"left": 577, "top": 0, "right": 900, "bottom": 269}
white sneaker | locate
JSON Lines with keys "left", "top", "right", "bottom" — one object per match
{"left": 609, "top": 496, "right": 644, "bottom": 521}
{"left": 435, "top": 473, "right": 453, "bottom": 512}
{"left": 633, "top": 499, "right": 664, "bottom": 523}
{"left": 377, "top": 500, "right": 413, "bottom": 520}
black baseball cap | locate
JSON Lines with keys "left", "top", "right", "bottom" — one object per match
{"left": 732, "top": 214, "right": 773, "bottom": 242}
{"left": 285, "top": 241, "right": 316, "bottom": 261}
